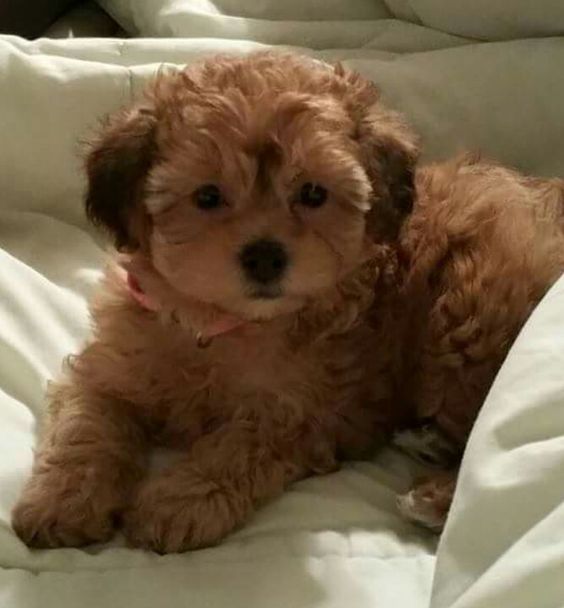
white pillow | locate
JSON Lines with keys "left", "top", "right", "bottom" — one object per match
{"left": 97, "top": 0, "right": 396, "bottom": 47}
{"left": 385, "top": 0, "right": 564, "bottom": 40}
{"left": 97, "top": 0, "right": 564, "bottom": 43}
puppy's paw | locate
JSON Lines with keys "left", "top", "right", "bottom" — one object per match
{"left": 396, "top": 473, "right": 457, "bottom": 533}
{"left": 12, "top": 470, "right": 117, "bottom": 549}
{"left": 123, "top": 470, "right": 250, "bottom": 553}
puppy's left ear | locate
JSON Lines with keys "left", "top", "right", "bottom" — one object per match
{"left": 336, "top": 65, "right": 419, "bottom": 239}
{"left": 356, "top": 103, "right": 419, "bottom": 239}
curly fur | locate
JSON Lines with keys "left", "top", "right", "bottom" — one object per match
{"left": 12, "top": 52, "right": 564, "bottom": 550}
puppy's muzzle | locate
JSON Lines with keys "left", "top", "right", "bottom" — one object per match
{"left": 239, "top": 238, "right": 288, "bottom": 287}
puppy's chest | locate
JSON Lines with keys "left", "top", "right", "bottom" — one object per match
{"left": 168, "top": 329, "right": 369, "bottom": 415}
{"left": 211, "top": 334, "right": 329, "bottom": 400}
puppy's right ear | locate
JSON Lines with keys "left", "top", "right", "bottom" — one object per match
{"left": 85, "top": 106, "right": 157, "bottom": 250}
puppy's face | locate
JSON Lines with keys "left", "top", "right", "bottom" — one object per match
{"left": 86, "top": 54, "right": 417, "bottom": 320}
{"left": 145, "top": 93, "right": 373, "bottom": 319}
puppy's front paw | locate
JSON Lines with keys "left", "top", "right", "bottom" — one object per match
{"left": 12, "top": 469, "right": 117, "bottom": 549}
{"left": 123, "top": 470, "right": 251, "bottom": 553}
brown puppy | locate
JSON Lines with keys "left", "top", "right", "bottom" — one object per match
{"left": 12, "top": 53, "right": 416, "bottom": 552}
{"left": 12, "top": 52, "right": 564, "bottom": 551}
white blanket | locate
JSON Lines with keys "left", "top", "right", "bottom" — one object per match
{"left": 1, "top": 2, "right": 563, "bottom": 606}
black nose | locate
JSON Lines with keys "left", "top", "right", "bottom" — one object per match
{"left": 239, "top": 239, "right": 288, "bottom": 284}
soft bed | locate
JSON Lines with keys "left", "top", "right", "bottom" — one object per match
{"left": 1, "top": 2, "right": 563, "bottom": 606}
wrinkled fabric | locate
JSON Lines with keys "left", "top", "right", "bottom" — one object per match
{"left": 1, "top": 2, "right": 564, "bottom": 605}
{"left": 98, "top": 0, "right": 564, "bottom": 44}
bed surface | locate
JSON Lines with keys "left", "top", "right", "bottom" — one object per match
{"left": 1, "top": 2, "right": 563, "bottom": 606}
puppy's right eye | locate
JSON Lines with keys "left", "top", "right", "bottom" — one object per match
{"left": 193, "top": 184, "right": 223, "bottom": 210}
{"left": 298, "top": 182, "right": 328, "bottom": 208}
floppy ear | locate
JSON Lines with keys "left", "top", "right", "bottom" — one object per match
{"left": 356, "top": 104, "right": 419, "bottom": 240}
{"left": 335, "top": 65, "right": 419, "bottom": 239}
{"left": 85, "top": 106, "right": 157, "bottom": 250}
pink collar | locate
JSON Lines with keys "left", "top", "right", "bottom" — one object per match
{"left": 127, "top": 272, "right": 160, "bottom": 312}
{"left": 126, "top": 272, "right": 246, "bottom": 345}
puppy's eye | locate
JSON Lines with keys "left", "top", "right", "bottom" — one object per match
{"left": 193, "top": 184, "right": 223, "bottom": 210}
{"left": 298, "top": 182, "right": 328, "bottom": 208}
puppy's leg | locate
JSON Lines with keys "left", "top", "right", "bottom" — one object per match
{"left": 395, "top": 241, "right": 540, "bottom": 527}
{"left": 124, "top": 423, "right": 335, "bottom": 553}
{"left": 394, "top": 324, "right": 496, "bottom": 530}
{"left": 12, "top": 383, "right": 146, "bottom": 548}
{"left": 397, "top": 470, "right": 457, "bottom": 533}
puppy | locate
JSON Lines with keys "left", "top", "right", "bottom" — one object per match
{"left": 12, "top": 53, "right": 564, "bottom": 551}
{"left": 12, "top": 52, "right": 416, "bottom": 552}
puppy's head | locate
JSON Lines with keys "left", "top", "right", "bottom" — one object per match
{"left": 86, "top": 53, "right": 417, "bottom": 320}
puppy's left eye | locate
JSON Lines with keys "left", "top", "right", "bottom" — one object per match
{"left": 193, "top": 184, "right": 223, "bottom": 210}
{"left": 298, "top": 183, "right": 328, "bottom": 208}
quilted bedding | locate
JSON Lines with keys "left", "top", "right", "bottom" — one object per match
{"left": 1, "top": 2, "right": 563, "bottom": 607}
